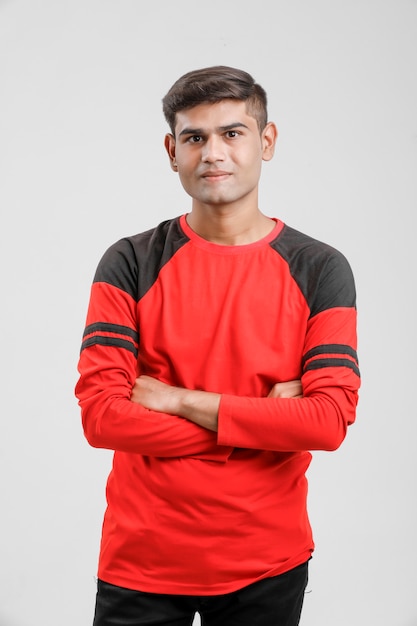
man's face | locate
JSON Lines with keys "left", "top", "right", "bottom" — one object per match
{"left": 165, "top": 100, "right": 276, "bottom": 211}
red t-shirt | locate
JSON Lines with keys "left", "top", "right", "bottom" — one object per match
{"left": 75, "top": 215, "right": 360, "bottom": 594}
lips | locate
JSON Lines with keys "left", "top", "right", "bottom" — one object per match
{"left": 201, "top": 170, "right": 231, "bottom": 179}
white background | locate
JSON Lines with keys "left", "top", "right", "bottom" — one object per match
{"left": 1, "top": 1, "right": 416, "bottom": 624}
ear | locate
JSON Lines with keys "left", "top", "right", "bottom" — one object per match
{"left": 164, "top": 133, "right": 178, "bottom": 171}
{"left": 261, "top": 122, "right": 278, "bottom": 162}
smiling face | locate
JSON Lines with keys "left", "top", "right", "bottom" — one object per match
{"left": 164, "top": 100, "right": 277, "bottom": 213}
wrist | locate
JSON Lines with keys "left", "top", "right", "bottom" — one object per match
{"left": 178, "top": 388, "right": 220, "bottom": 432}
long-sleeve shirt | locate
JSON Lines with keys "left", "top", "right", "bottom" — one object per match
{"left": 75, "top": 214, "right": 360, "bottom": 595}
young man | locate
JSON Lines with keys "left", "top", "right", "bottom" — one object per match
{"left": 75, "top": 66, "right": 360, "bottom": 625}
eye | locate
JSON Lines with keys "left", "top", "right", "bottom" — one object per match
{"left": 225, "top": 130, "right": 239, "bottom": 139}
{"left": 188, "top": 135, "right": 203, "bottom": 143}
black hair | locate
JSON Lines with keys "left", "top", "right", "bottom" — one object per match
{"left": 162, "top": 65, "right": 268, "bottom": 135}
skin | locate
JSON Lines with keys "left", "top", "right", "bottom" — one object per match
{"left": 131, "top": 377, "right": 303, "bottom": 432}
{"left": 131, "top": 99, "right": 302, "bottom": 427}
{"left": 165, "top": 100, "right": 277, "bottom": 245}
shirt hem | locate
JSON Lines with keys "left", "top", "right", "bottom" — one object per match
{"left": 97, "top": 550, "right": 314, "bottom": 596}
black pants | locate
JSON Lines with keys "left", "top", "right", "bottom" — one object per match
{"left": 93, "top": 561, "right": 308, "bottom": 626}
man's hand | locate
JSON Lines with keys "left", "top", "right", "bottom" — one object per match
{"left": 267, "top": 379, "right": 303, "bottom": 399}
{"left": 131, "top": 375, "right": 220, "bottom": 431}
{"left": 131, "top": 375, "right": 185, "bottom": 415}
{"left": 131, "top": 376, "right": 302, "bottom": 433}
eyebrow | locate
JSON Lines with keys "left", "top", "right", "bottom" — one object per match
{"left": 178, "top": 122, "right": 249, "bottom": 138}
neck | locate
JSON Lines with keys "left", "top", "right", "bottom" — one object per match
{"left": 186, "top": 204, "right": 275, "bottom": 246}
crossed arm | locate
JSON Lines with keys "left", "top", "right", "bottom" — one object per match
{"left": 131, "top": 375, "right": 303, "bottom": 431}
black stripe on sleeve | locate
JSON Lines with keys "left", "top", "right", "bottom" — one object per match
{"left": 81, "top": 322, "right": 139, "bottom": 357}
{"left": 302, "top": 344, "right": 358, "bottom": 367}
{"left": 303, "top": 357, "right": 360, "bottom": 378}
{"left": 80, "top": 335, "right": 138, "bottom": 358}
{"left": 83, "top": 322, "right": 139, "bottom": 343}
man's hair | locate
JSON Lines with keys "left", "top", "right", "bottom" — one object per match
{"left": 162, "top": 65, "right": 268, "bottom": 135}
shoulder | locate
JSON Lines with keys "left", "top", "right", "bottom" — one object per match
{"left": 93, "top": 216, "right": 189, "bottom": 299}
{"left": 270, "top": 223, "right": 356, "bottom": 316}
{"left": 271, "top": 223, "right": 347, "bottom": 265}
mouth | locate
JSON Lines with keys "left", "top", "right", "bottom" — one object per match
{"left": 201, "top": 170, "right": 231, "bottom": 182}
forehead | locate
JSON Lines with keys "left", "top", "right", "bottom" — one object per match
{"left": 174, "top": 100, "right": 257, "bottom": 135}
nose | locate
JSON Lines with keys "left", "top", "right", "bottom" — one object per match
{"left": 201, "top": 135, "right": 225, "bottom": 163}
